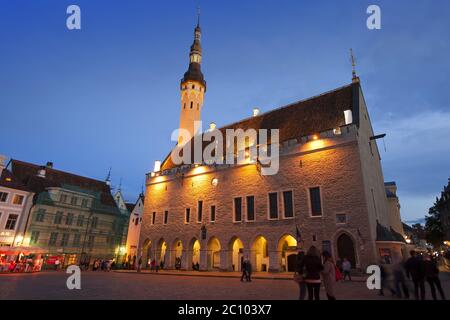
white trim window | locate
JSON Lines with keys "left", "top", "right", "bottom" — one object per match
{"left": 5, "top": 214, "right": 19, "bottom": 230}
{"left": 233, "top": 197, "right": 242, "bottom": 222}
{"left": 308, "top": 187, "right": 323, "bottom": 217}
{"left": 246, "top": 195, "right": 255, "bottom": 221}
{"left": 12, "top": 194, "right": 24, "bottom": 205}
{"left": 282, "top": 190, "right": 294, "bottom": 219}
{"left": 0, "top": 192, "right": 8, "bottom": 203}
{"left": 268, "top": 192, "right": 279, "bottom": 220}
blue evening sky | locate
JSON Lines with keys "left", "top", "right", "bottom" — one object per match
{"left": 1, "top": 0, "right": 449, "bottom": 222}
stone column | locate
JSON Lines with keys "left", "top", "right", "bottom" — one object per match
{"left": 220, "top": 250, "right": 229, "bottom": 271}
{"left": 268, "top": 250, "right": 280, "bottom": 273}
{"left": 181, "top": 252, "right": 188, "bottom": 270}
{"left": 200, "top": 248, "right": 208, "bottom": 271}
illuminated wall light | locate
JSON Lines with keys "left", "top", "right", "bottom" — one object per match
{"left": 312, "top": 134, "right": 319, "bottom": 141}
{"left": 333, "top": 127, "right": 342, "bottom": 135}
{"left": 211, "top": 178, "right": 218, "bottom": 186}
{"left": 344, "top": 110, "right": 353, "bottom": 125}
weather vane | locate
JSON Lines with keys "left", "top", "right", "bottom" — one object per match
{"left": 350, "top": 48, "right": 357, "bottom": 80}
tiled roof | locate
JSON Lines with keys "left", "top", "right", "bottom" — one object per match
{"left": 10, "top": 160, "right": 117, "bottom": 207}
{"left": 0, "top": 168, "right": 30, "bottom": 192}
{"left": 376, "top": 221, "right": 406, "bottom": 243}
{"left": 162, "top": 82, "right": 359, "bottom": 170}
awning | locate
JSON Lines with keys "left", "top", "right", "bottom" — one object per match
{"left": 0, "top": 246, "right": 48, "bottom": 255}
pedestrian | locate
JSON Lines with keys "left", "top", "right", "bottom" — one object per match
{"left": 335, "top": 258, "right": 343, "bottom": 274}
{"left": 150, "top": 259, "right": 156, "bottom": 272}
{"left": 240, "top": 259, "right": 248, "bottom": 282}
{"left": 321, "top": 251, "right": 336, "bottom": 300}
{"left": 295, "top": 251, "right": 307, "bottom": 300}
{"left": 424, "top": 254, "right": 446, "bottom": 300}
{"left": 379, "top": 261, "right": 395, "bottom": 296}
{"left": 246, "top": 259, "right": 252, "bottom": 282}
{"left": 404, "top": 250, "right": 426, "bottom": 300}
{"left": 299, "top": 246, "right": 323, "bottom": 300}
{"left": 342, "top": 258, "right": 351, "bottom": 281}
{"left": 137, "top": 257, "right": 142, "bottom": 273}
{"left": 392, "top": 257, "right": 410, "bottom": 299}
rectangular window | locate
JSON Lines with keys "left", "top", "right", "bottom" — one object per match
{"left": 87, "top": 236, "right": 95, "bottom": 248}
{"left": 77, "top": 215, "right": 84, "bottom": 227}
{"left": 234, "top": 197, "right": 242, "bottom": 222}
{"left": 210, "top": 205, "right": 216, "bottom": 223}
{"left": 66, "top": 213, "right": 74, "bottom": 225}
{"left": 71, "top": 196, "right": 78, "bottom": 206}
{"left": 309, "top": 187, "right": 322, "bottom": 216}
{"left": 35, "top": 209, "right": 46, "bottom": 222}
{"left": 12, "top": 194, "right": 24, "bottom": 205}
{"left": 60, "top": 194, "right": 67, "bottom": 203}
{"left": 185, "top": 208, "right": 190, "bottom": 224}
{"left": 54, "top": 211, "right": 63, "bottom": 224}
{"left": 164, "top": 210, "right": 168, "bottom": 224}
{"left": 49, "top": 232, "right": 58, "bottom": 246}
{"left": 283, "top": 191, "right": 294, "bottom": 218}
{"left": 197, "top": 201, "right": 203, "bottom": 223}
{"left": 81, "top": 199, "right": 88, "bottom": 208}
{"left": 268, "top": 192, "right": 278, "bottom": 219}
{"left": 60, "top": 233, "right": 69, "bottom": 246}
{"left": 0, "top": 192, "right": 9, "bottom": 202}
{"left": 152, "top": 212, "right": 156, "bottom": 225}
{"left": 5, "top": 214, "right": 18, "bottom": 230}
{"left": 73, "top": 234, "right": 81, "bottom": 247}
{"left": 91, "top": 216, "right": 98, "bottom": 228}
{"left": 246, "top": 196, "right": 255, "bottom": 221}
{"left": 30, "top": 231, "right": 40, "bottom": 244}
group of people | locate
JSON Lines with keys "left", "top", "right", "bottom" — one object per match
{"left": 240, "top": 258, "right": 253, "bottom": 282}
{"left": 380, "top": 250, "right": 446, "bottom": 300}
{"left": 92, "top": 259, "right": 115, "bottom": 271}
{"left": 295, "top": 246, "right": 340, "bottom": 300}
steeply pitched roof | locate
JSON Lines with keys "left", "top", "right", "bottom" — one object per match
{"left": 162, "top": 82, "right": 359, "bottom": 170}
{"left": 376, "top": 221, "right": 406, "bottom": 243}
{"left": 125, "top": 203, "right": 135, "bottom": 213}
{"left": 10, "top": 159, "right": 117, "bottom": 207}
{"left": 0, "top": 168, "right": 30, "bottom": 192}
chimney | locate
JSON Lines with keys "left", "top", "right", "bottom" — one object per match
{"left": 0, "top": 155, "right": 6, "bottom": 176}
{"left": 46, "top": 161, "right": 53, "bottom": 169}
{"left": 37, "top": 166, "right": 46, "bottom": 178}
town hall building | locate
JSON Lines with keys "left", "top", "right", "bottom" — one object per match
{"left": 139, "top": 19, "right": 405, "bottom": 272}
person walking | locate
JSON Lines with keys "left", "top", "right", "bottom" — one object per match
{"left": 246, "top": 259, "right": 252, "bottom": 282}
{"left": 424, "top": 254, "right": 446, "bottom": 300}
{"left": 299, "top": 246, "right": 323, "bottom": 300}
{"left": 392, "top": 257, "right": 410, "bottom": 299}
{"left": 342, "top": 258, "right": 352, "bottom": 281}
{"left": 295, "top": 251, "right": 307, "bottom": 300}
{"left": 240, "top": 259, "right": 248, "bottom": 282}
{"left": 137, "top": 257, "right": 142, "bottom": 273}
{"left": 405, "top": 250, "right": 426, "bottom": 300}
{"left": 321, "top": 251, "right": 337, "bottom": 300}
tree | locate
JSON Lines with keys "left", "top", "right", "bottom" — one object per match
{"left": 411, "top": 223, "right": 426, "bottom": 241}
{"left": 425, "top": 198, "right": 444, "bottom": 248}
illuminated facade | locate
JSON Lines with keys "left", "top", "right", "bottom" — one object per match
{"left": 139, "top": 21, "right": 405, "bottom": 272}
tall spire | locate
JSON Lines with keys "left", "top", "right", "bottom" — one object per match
{"left": 181, "top": 13, "right": 206, "bottom": 90}
{"left": 350, "top": 48, "right": 359, "bottom": 83}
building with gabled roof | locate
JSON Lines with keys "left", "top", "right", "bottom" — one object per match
{"left": 139, "top": 19, "right": 406, "bottom": 272}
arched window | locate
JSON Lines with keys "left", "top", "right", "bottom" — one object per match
{"left": 190, "top": 102, "right": 193, "bottom": 109}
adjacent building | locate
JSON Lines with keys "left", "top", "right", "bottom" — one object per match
{"left": 124, "top": 193, "right": 145, "bottom": 265}
{"left": 8, "top": 159, "right": 129, "bottom": 267}
{"left": 0, "top": 155, "right": 34, "bottom": 248}
{"left": 139, "top": 20, "right": 406, "bottom": 272}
